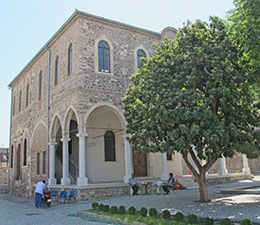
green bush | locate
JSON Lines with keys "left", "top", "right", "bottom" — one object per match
{"left": 139, "top": 207, "right": 148, "bottom": 217}
{"left": 149, "top": 208, "right": 158, "bottom": 218}
{"left": 110, "top": 206, "right": 118, "bottom": 214}
{"left": 219, "top": 218, "right": 234, "bottom": 225}
{"left": 118, "top": 205, "right": 126, "bottom": 214}
{"left": 175, "top": 212, "right": 184, "bottom": 222}
{"left": 98, "top": 204, "right": 104, "bottom": 211}
{"left": 103, "top": 205, "right": 110, "bottom": 212}
{"left": 128, "top": 206, "right": 136, "bottom": 215}
{"left": 240, "top": 219, "right": 253, "bottom": 225}
{"left": 204, "top": 217, "right": 214, "bottom": 225}
{"left": 91, "top": 202, "right": 99, "bottom": 210}
{"left": 162, "top": 209, "right": 171, "bottom": 220}
{"left": 188, "top": 214, "right": 198, "bottom": 224}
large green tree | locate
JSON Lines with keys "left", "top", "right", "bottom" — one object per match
{"left": 123, "top": 17, "right": 260, "bottom": 202}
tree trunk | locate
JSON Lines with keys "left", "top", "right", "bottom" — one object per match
{"left": 197, "top": 174, "right": 209, "bottom": 202}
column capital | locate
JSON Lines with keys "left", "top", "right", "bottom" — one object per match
{"left": 60, "top": 138, "right": 71, "bottom": 143}
{"left": 76, "top": 132, "right": 88, "bottom": 138}
{"left": 48, "top": 142, "right": 57, "bottom": 146}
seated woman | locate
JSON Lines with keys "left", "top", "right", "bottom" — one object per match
{"left": 162, "top": 173, "right": 186, "bottom": 194}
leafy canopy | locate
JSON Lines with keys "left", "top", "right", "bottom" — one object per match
{"left": 123, "top": 17, "right": 260, "bottom": 162}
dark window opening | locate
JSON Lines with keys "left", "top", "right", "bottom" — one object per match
{"left": 104, "top": 131, "right": 115, "bottom": 161}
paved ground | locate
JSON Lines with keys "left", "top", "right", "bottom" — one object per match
{"left": 1, "top": 176, "right": 260, "bottom": 225}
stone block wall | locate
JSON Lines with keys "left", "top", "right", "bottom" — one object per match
{"left": 0, "top": 167, "right": 8, "bottom": 184}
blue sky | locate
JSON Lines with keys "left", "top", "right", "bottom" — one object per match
{"left": 0, "top": 0, "right": 234, "bottom": 147}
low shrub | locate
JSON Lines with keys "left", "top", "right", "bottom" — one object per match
{"left": 175, "top": 212, "right": 184, "bottom": 222}
{"left": 188, "top": 214, "right": 198, "bottom": 224}
{"left": 110, "top": 206, "right": 118, "bottom": 214}
{"left": 139, "top": 207, "right": 148, "bottom": 217}
{"left": 118, "top": 205, "right": 126, "bottom": 214}
{"left": 98, "top": 204, "right": 104, "bottom": 211}
{"left": 219, "top": 218, "right": 234, "bottom": 225}
{"left": 103, "top": 205, "right": 110, "bottom": 212}
{"left": 149, "top": 208, "right": 158, "bottom": 218}
{"left": 91, "top": 202, "right": 99, "bottom": 210}
{"left": 204, "top": 217, "right": 214, "bottom": 225}
{"left": 128, "top": 206, "right": 136, "bottom": 215}
{"left": 162, "top": 209, "right": 171, "bottom": 220}
{"left": 240, "top": 219, "right": 253, "bottom": 225}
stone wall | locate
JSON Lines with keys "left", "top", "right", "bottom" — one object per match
{"left": 0, "top": 167, "right": 8, "bottom": 184}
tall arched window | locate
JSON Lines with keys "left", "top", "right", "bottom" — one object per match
{"left": 23, "top": 139, "right": 27, "bottom": 166}
{"left": 25, "top": 83, "right": 29, "bottom": 107}
{"left": 55, "top": 56, "right": 59, "bottom": 85}
{"left": 38, "top": 71, "right": 43, "bottom": 100}
{"left": 68, "top": 44, "right": 73, "bottom": 75}
{"left": 104, "top": 131, "right": 115, "bottom": 161}
{"left": 13, "top": 96, "right": 16, "bottom": 116}
{"left": 19, "top": 90, "right": 22, "bottom": 112}
{"left": 137, "top": 49, "right": 146, "bottom": 68}
{"left": 98, "top": 41, "right": 110, "bottom": 72}
{"left": 10, "top": 145, "right": 13, "bottom": 168}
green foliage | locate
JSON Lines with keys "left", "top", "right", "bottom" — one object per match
{"left": 110, "top": 206, "right": 118, "bottom": 214}
{"left": 128, "top": 206, "right": 136, "bottom": 215}
{"left": 162, "top": 210, "right": 171, "bottom": 220}
{"left": 98, "top": 204, "right": 104, "bottom": 211}
{"left": 103, "top": 205, "right": 110, "bottom": 212}
{"left": 175, "top": 212, "right": 184, "bottom": 222}
{"left": 91, "top": 202, "right": 99, "bottom": 210}
{"left": 139, "top": 207, "right": 148, "bottom": 217}
{"left": 218, "top": 218, "right": 234, "bottom": 225}
{"left": 204, "top": 217, "right": 214, "bottom": 225}
{"left": 240, "top": 219, "right": 253, "bottom": 225}
{"left": 149, "top": 208, "right": 158, "bottom": 218}
{"left": 118, "top": 205, "right": 126, "bottom": 214}
{"left": 188, "top": 214, "right": 198, "bottom": 224}
{"left": 123, "top": 16, "right": 260, "bottom": 202}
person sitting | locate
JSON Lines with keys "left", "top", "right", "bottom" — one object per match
{"left": 128, "top": 174, "right": 139, "bottom": 195}
{"left": 162, "top": 173, "right": 186, "bottom": 194}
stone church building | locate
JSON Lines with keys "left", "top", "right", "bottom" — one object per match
{"left": 8, "top": 10, "right": 260, "bottom": 197}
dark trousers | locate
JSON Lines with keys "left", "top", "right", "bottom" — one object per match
{"left": 35, "top": 192, "right": 43, "bottom": 208}
{"left": 162, "top": 184, "right": 171, "bottom": 193}
{"left": 131, "top": 185, "right": 139, "bottom": 195}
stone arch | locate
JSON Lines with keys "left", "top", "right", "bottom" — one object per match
{"left": 50, "top": 114, "right": 63, "bottom": 142}
{"left": 85, "top": 103, "right": 126, "bottom": 183}
{"left": 64, "top": 107, "right": 80, "bottom": 137}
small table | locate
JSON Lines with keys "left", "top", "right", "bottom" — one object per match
{"left": 141, "top": 182, "right": 152, "bottom": 195}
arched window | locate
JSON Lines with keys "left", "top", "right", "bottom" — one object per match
{"left": 104, "top": 131, "right": 115, "bottom": 161}
{"left": 13, "top": 96, "right": 16, "bottom": 116}
{"left": 19, "top": 90, "right": 22, "bottom": 112}
{"left": 23, "top": 139, "right": 27, "bottom": 166}
{"left": 38, "top": 71, "right": 43, "bottom": 100}
{"left": 137, "top": 49, "right": 146, "bottom": 68}
{"left": 98, "top": 41, "right": 110, "bottom": 72}
{"left": 10, "top": 145, "right": 13, "bottom": 168}
{"left": 55, "top": 56, "right": 59, "bottom": 85}
{"left": 68, "top": 44, "right": 73, "bottom": 75}
{"left": 26, "top": 83, "right": 29, "bottom": 107}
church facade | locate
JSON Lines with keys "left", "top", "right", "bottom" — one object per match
{"left": 8, "top": 10, "right": 260, "bottom": 196}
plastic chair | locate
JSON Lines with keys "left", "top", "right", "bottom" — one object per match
{"left": 50, "top": 189, "right": 58, "bottom": 201}
{"left": 58, "top": 190, "right": 68, "bottom": 203}
{"left": 68, "top": 190, "right": 76, "bottom": 202}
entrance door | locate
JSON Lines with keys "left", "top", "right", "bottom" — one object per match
{"left": 132, "top": 147, "right": 147, "bottom": 177}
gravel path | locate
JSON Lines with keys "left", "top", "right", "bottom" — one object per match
{"left": 1, "top": 176, "right": 260, "bottom": 224}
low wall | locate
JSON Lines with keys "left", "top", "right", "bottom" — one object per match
{"left": 206, "top": 173, "right": 253, "bottom": 185}
{"left": 0, "top": 167, "right": 8, "bottom": 184}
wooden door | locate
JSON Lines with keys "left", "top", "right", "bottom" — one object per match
{"left": 132, "top": 147, "right": 147, "bottom": 177}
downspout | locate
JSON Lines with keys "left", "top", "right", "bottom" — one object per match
{"left": 47, "top": 47, "right": 51, "bottom": 183}
{"left": 8, "top": 87, "right": 13, "bottom": 192}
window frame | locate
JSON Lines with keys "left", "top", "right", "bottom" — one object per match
{"left": 25, "top": 83, "right": 29, "bottom": 108}
{"left": 68, "top": 44, "right": 73, "bottom": 75}
{"left": 36, "top": 152, "right": 40, "bottom": 175}
{"left": 98, "top": 41, "right": 110, "bottom": 73}
{"left": 23, "top": 139, "right": 27, "bottom": 166}
{"left": 137, "top": 49, "right": 146, "bottom": 68}
{"left": 38, "top": 71, "right": 43, "bottom": 100}
{"left": 55, "top": 55, "right": 59, "bottom": 85}
{"left": 104, "top": 130, "right": 116, "bottom": 162}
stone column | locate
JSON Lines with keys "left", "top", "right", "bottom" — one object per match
{"left": 124, "top": 137, "right": 132, "bottom": 183}
{"left": 61, "top": 138, "right": 71, "bottom": 185}
{"left": 76, "top": 132, "right": 88, "bottom": 186}
{"left": 48, "top": 142, "right": 57, "bottom": 185}
{"left": 242, "top": 154, "right": 251, "bottom": 174}
{"left": 160, "top": 152, "right": 168, "bottom": 181}
{"left": 218, "top": 156, "right": 228, "bottom": 175}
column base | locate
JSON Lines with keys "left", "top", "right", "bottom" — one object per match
{"left": 61, "top": 177, "right": 71, "bottom": 185}
{"left": 48, "top": 178, "right": 57, "bottom": 185}
{"left": 124, "top": 175, "right": 131, "bottom": 183}
{"left": 243, "top": 167, "right": 251, "bottom": 174}
{"left": 160, "top": 172, "right": 168, "bottom": 181}
{"left": 77, "top": 177, "right": 88, "bottom": 186}
{"left": 218, "top": 169, "right": 228, "bottom": 176}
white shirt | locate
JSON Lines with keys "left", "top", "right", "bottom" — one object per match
{"left": 129, "top": 177, "right": 138, "bottom": 185}
{"left": 35, "top": 181, "right": 45, "bottom": 195}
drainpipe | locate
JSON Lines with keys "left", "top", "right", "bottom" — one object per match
{"left": 46, "top": 47, "right": 51, "bottom": 183}
{"left": 8, "top": 87, "right": 13, "bottom": 192}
